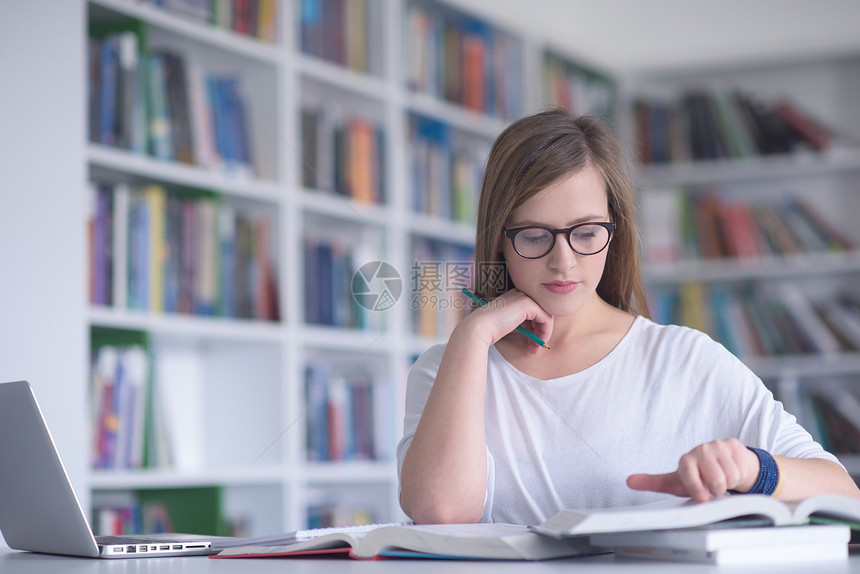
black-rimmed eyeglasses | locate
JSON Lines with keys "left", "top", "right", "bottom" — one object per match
{"left": 503, "top": 222, "right": 616, "bottom": 259}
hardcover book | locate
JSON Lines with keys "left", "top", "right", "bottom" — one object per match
{"left": 531, "top": 494, "right": 860, "bottom": 538}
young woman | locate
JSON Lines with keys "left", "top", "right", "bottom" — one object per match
{"left": 397, "top": 109, "right": 860, "bottom": 526}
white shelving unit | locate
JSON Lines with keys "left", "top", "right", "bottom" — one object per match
{"left": 2, "top": 0, "right": 613, "bottom": 537}
{"left": 624, "top": 54, "right": 860, "bottom": 468}
{"left": 4, "top": 0, "right": 858, "bottom": 544}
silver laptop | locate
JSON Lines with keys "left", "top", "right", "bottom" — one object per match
{"left": 0, "top": 380, "right": 218, "bottom": 558}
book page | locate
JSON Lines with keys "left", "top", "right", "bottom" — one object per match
{"left": 533, "top": 495, "right": 792, "bottom": 536}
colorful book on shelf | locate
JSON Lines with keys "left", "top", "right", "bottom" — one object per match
{"left": 299, "top": 0, "right": 372, "bottom": 72}
{"left": 213, "top": 522, "right": 598, "bottom": 560}
{"left": 647, "top": 189, "right": 854, "bottom": 264}
{"left": 408, "top": 115, "right": 488, "bottom": 222}
{"left": 531, "top": 494, "right": 860, "bottom": 539}
{"left": 542, "top": 54, "right": 615, "bottom": 121}
{"left": 304, "top": 363, "right": 391, "bottom": 462}
{"left": 649, "top": 280, "right": 856, "bottom": 359}
{"left": 405, "top": 2, "right": 521, "bottom": 120}
{"left": 305, "top": 505, "right": 377, "bottom": 531}
{"left": 302, "top": 233, "right": 383, "bottom": 329}
{"left": 590, "top": 523, "right": 849, "bottom": 565}
{"left": 117, "top": 42, "right": 256, "bottom": 173}
{"left": 144, "top": 0, "right": 280, "bottom": 43}
{"left": 88, "top": 18, "right": 149, "bottom": 152}
{"left": 90, "top": 182, "right": 279, "bottom": 320}
{"left": 301, "top": 106, "right": 385, "bottom": 203}
{"left": 160, "top": 51, "right": 195, "bottom": 165}
{"left": 90, "top": 328, "right": 152, "bottom": 470}
{"left": 410, "top": 239, "right": 475, "bottom": 340}
{"left": 634, "top": 88, "right": 838, "bottom": 164}
{"left": 95, "top": 486, "right": 227, "bottom": 537}
{"left": 800, "top": 385, "right": 860, "bottom": 457}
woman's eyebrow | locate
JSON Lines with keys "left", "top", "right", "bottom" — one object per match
{"left": 507, "top": 214, "right": 609, "bottom": 227}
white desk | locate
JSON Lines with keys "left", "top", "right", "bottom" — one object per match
{"left": 3, "top": 546, "right": 860, "bottom": 573}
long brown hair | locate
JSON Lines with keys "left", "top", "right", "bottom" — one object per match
{"left": 474, "top": 108, "right": 650, "bottom": 318}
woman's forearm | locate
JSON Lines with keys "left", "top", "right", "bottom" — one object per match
{"left": 399, "top": 325, "right": 494, "bottom": 524}
{"left": 773, "top": 456, "right": 860, "bottom": 500}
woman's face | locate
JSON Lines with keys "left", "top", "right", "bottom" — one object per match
{"left": 502, "top": 163, "right": 612, "bottom": 318}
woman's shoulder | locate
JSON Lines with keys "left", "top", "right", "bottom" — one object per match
{"left": 632, "top": 315, "right": 731, "bottom": 355}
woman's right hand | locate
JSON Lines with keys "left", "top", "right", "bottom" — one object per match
{"left": 458, "top": 289, "right": 554, "bottom": 353}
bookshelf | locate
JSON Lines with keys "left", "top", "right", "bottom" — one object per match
{"left": 4, "top": 0, "right": 858, "bottom": 543}
{"left": 624, "top": 54, "right": 860, "bottom": 472}
{"left": 2, "top": 0, "right": 612, "bottom": 538}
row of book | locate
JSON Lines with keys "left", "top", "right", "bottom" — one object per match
{"left": 93, "top": 500, "right": 173, "bottom": 536}
{"left": 139, "top": 0, "right": 280, "bottom": 43}
{"left": 88, "top": 181, "right": 280, "bottom": 321}
{"left": 90, "top": 331, "right": 151, "bottom": 470}
{"left": 406, "top": 1, "right": 523, "bottom": 120}
{"left": 302, "top": 237, "right": 384, "bottom": 330}
{"left": 92, "top": 486, "right": 226, "bottom": 536}
{"left": 542, "top": 52, "right": 615, "bottom": 122}
{"left": 88, "top": 22, "right": 256, "bottom": 175}
{"left": 633, "top": 89, "right": 836, "bottom": 164}
{"left": 778, "top": 381, "right": 860, "bottom": 457}
{"left": 306, "top": 502, "right": 376, "bottom": 529}
{"left": 411, "top": 239, "right": 475, "bottom": 340}
{"left": 642, "top": 190, "right": 856, "bottom": 264}
{"left": 409, "top": 115, "right": 488, "bottom": 222}
{"left": 299, "top": 0, "right": 381, "bottom": 75}
{"left": 305, "top": 364, "right": 394, "bottom": 462}
{"left": 649, "top": 283, "right": 860, "bottom": 359}
{"left": 300, "top": 107, "right": 387, "bottom": 204}
{"left": 90, "top": 328, "right": 199, "bottom": 472}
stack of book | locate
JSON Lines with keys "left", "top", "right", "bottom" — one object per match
{"left": 591, "top": 523, "right": 847, "bottom": 565}
{"left": 533, "top": 494, "right": 857, "bottom": 565}
{"left": 211, "top": 494, "right": 859, "bottom": 564}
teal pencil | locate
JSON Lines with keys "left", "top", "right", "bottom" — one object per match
{"left": 460, "top": 288, "right": 550, "bottom": 350}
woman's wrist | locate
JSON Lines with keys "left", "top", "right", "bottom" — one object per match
{"left": 735, "top": 447, "right": 782, "bottom": 496}
{"left": 451, "top": 314, "right": 497, "bottom": 351}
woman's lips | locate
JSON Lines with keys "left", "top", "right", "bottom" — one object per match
{"left": 543, "top": 281, "right": 578, "bottom": 294}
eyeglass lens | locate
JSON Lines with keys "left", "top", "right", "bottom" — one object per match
{"left": 514, "top": 224, "right": 610, "bottom": 258}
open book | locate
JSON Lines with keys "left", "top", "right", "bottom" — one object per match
{"left": 532, "top": 493, "right": 860, "bottom": 538}
{"left": 213, "top": 523, "right": 598, "bottom": 560}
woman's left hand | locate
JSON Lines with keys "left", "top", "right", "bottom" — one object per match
{"left": 626, "top": 439, "right": 760, "bottom": 502}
